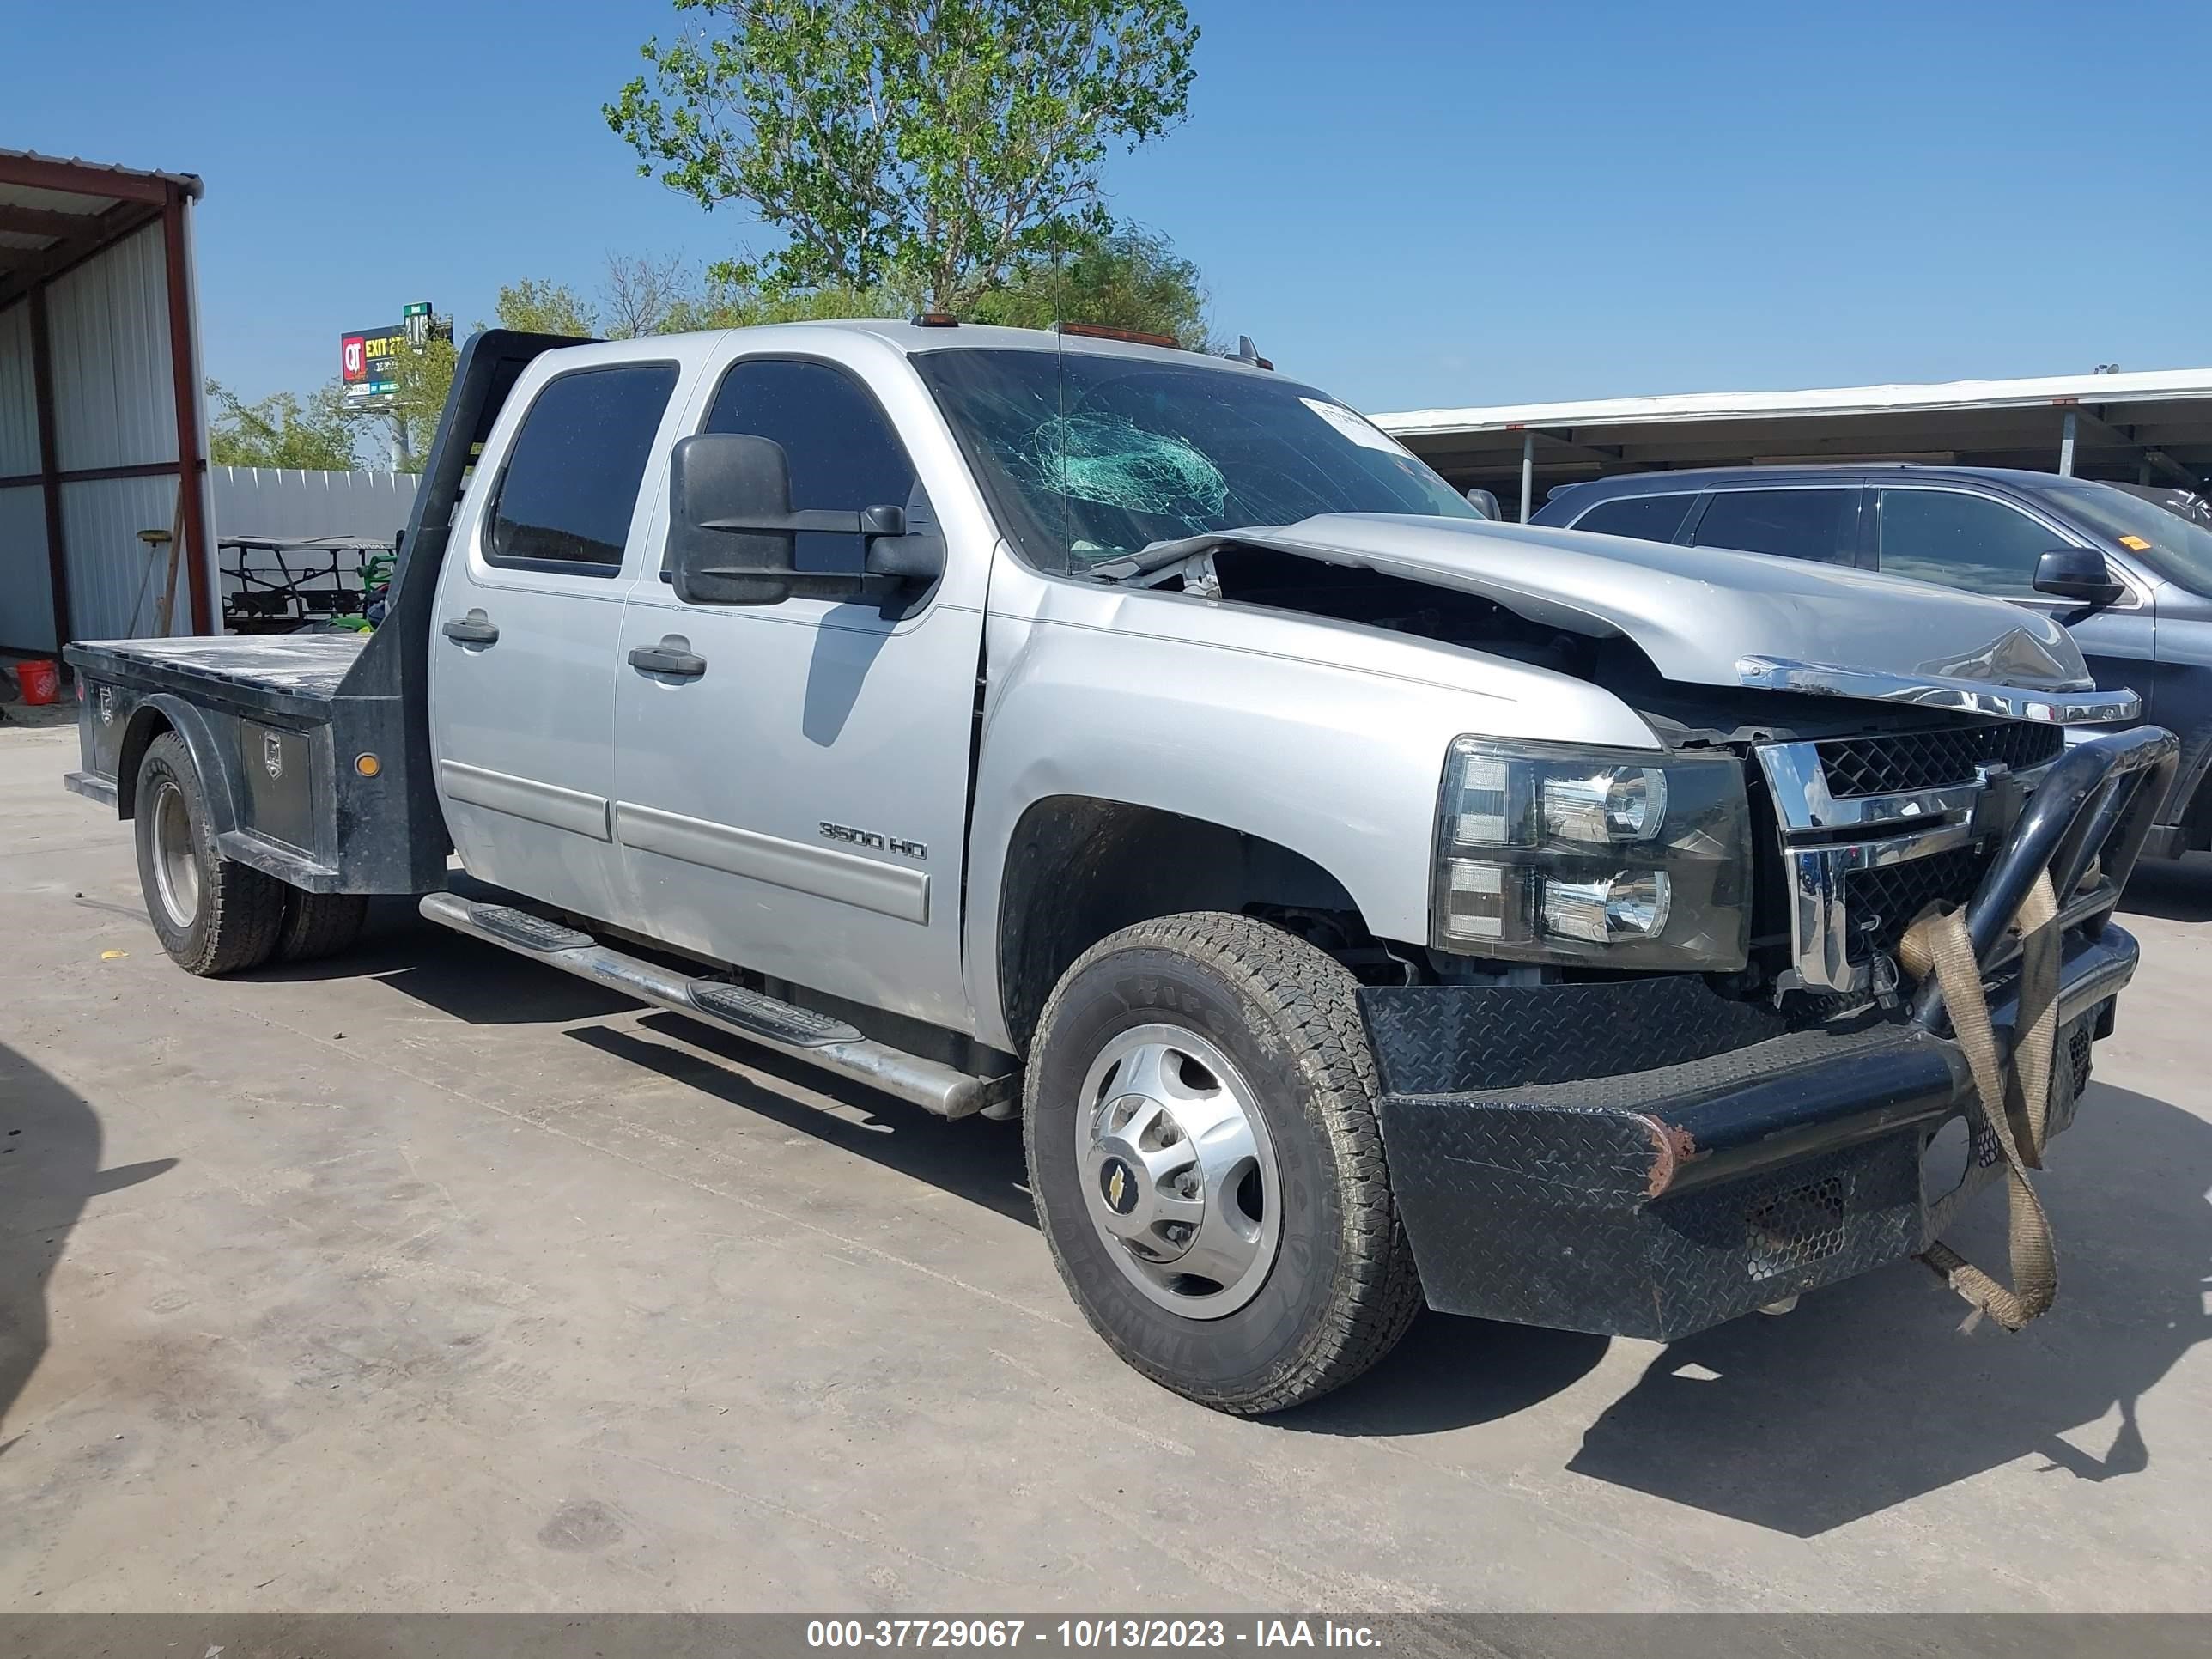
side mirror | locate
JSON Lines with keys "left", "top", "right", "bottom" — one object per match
{"left": 2033, "top": 547, "right": 2124, "bottom": 617}
{"left": 665, "top": 433, "right": 943, "bottom": 606}
{"left": 1463, "top": 487, "right": 1501, "bottom": 520}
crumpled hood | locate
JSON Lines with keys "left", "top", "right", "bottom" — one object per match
{"left": 1201, "top": 513, "right": 2097, "bottom": 696}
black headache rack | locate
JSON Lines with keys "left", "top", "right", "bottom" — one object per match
{"left": 1364, "top": 725, "right": 2179, "bottom": 1341}
{"left": 65, "top": 331, "right": 587, "bottom": 896}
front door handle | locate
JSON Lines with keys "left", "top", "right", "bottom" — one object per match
{"left": 441, "top": 611, "right": 499, "bottom": 646}
{"left": 629, "top": 641, "right": 707, "bottom": 678}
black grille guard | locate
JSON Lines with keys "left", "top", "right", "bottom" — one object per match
{"left": 1361, "top": 721, "right": 2179, "bottom": 1342}
{"left": 1910, "top": 723, "right": 2179, "bottom": 1033}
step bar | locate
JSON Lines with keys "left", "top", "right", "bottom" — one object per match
{"left": 419, "top": 893, "right": 1014, "bottom": 1120}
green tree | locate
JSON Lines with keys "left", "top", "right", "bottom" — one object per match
{"left": 972, "top": 228, "right": 1212, "bottom": 347}
{"left": 494, "top": 277, "right": 601, "bottom": 337}
{"left": 205, "top": 380, "right": 362, "bottom": 471}
{"left": 606, "top": 0, "right": 1200, "bottom": 310}
{"left": 661, "top": 273, "right": 916, "bottom": 331}
{"left": 383, "top": 335, "right": 459, "bottom": 473}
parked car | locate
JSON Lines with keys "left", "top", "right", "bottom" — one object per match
{"left": 64, "top": 327, "right": 2171, "bottom": 1413}
{"left": 1535, "top": 464, "right": 2212, "bottom": 859}
{"left": 2112, "top": 479, "right": 2212, "bottom": 533}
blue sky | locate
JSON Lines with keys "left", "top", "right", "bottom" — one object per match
{"left": 7, "top": 0, "right": 2209, "bottom": 416}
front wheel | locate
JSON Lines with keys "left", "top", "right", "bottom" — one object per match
{"left": 1024, "top": 912, "right": 1422, "bottom": 1414}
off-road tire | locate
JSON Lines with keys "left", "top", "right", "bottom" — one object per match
{"left": 1024, "top": 911, "right": 1423, "bottom": 1414}
{"left": 133, "top": 732, "right": 285, "bottom": 976}
{"left": 275, "top": 888, "right": 368, "bottom": 964}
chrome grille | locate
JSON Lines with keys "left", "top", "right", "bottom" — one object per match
{"left": 1842, "top": 844, "right": 1990, "bottom": 963}
{"left": 1816, "top": 722, "right": 2064, "bottom": 797}
{"left": 1756, "top": 732, "right": 2032, "bottom": 999}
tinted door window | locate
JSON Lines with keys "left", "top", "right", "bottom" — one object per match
{"left": 490, "top": 364, "right": 679, "bottom": 572}
{"left": 704, "top": 359, "right": 917, "bottom": 573}
{"left": 1691, "top": 489, "right": 1855, "bottom": 562}
{"left": 1573, "top": 494, "right": 1696, "bottom": 543}
{"left": 1877, "top": 489, "right": 2068, "bottom": 597}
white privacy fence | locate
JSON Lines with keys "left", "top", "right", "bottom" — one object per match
{"left": 210, "top": 466, "right": 419, "bottom": 633}
{"left": 210, "top": 465, "right": 417, "bottom": 544}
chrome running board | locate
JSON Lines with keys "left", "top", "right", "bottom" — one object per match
{"left": 419, "top": 892, "right": 1013, "bottom": 1120}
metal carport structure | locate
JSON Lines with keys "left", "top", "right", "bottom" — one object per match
{"left": 0, "top": 149, "right": 211, "bottom": 656}
{"left": 1374, "top": 367, "right": 2212, "bottom": 522}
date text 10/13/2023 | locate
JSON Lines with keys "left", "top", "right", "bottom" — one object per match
{"left": 805, "top": 1621, "right": 1384, "bottom": 1650}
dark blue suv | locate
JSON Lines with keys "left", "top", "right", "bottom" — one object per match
{"left": 1533, "top": 464, "right": 2212, "bottom": 860}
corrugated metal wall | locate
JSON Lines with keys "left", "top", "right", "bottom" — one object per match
{"left": 0, "top": 216, "right": 213, "bottom": 651}
{"left": 61, "top": 472, "right": 184, "bottom": 641}
{"left": 46, "top": 222, "right": 194, "bottom": 642}
{"left": 0, "top": 301, "right": 35, "bottom": 467}
{"left": 0, "top": 300, "right": 47, "bottom": 651}
{"left": 0, "top": 487, "right": 49, "bottom": 652}
{"left": 46, "top": 224, "right": 177, "bottom": 472}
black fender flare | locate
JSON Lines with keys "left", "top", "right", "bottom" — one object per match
{"left": 2165, "top": 718, "right": 2212, "bottom": 825}
{"left": 115, "top": 693, "right": 242, "bottom": 839}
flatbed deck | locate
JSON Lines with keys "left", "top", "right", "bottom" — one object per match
{"left": 70, "top": 634, "right": 366, "bottom": 706}
{"left": 63, "top": 629, "right": 432, "bottom": 895}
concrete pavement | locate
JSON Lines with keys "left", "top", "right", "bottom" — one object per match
{"left": 2, "top": 720, "right": 2208, "bottom": 1613}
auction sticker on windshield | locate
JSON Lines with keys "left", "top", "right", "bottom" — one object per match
{"left": 1300, "top": 397, "right": 1415, "bottom": 458}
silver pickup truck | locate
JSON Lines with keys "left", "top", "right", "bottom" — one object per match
{"left": 64, "top": 323, "right": 2178, "bottom": 1413}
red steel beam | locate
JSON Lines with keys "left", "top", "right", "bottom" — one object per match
{"left": 0, "top": 153, "right": 171, "bottom": 204}
{"left": 27, "top": 284, "right": 70, "bottom": 651}
{"left": 0, "top": 201, "right": 162, "bottom": 313}
{"left": 160, "top": 183, "right": 211, "bottom": 634}
{"left": 0, "top": 203, "right": 100, "bottom": 240}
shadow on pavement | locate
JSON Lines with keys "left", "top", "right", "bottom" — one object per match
{"left": 569, "top": 1015, "right": 1037, "bottom": 1230}
{"left": 251, "top": 897, "right": 643, "bottom": 1024}
{"left": 258, "top": 902, "right": 1037, "bottom": 1221}
{"left": 0, "top": 1044, "right": 174, "bottom": 1438}
{"left": 2118, "top": 856, "right": 2212, "bottom": 924}
{"left": 1279, "top": 1313, "right": 1611, "bottom": 1437}
{"left": 1564, "top": 1082, "right": 2210, "bottom": 1534}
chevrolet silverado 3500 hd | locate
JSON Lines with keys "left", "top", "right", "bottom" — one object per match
{"left": 64, "top": 323, "right": 2176, "bottom": 1412}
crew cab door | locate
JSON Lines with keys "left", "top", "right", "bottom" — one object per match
{"left": 429, "top": 356, "right": 685, "bottom": 922}
{"left": 611, "top": 347, "right": 988, "bottom": 1030}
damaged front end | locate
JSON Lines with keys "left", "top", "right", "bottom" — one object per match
{"left": 1100, "top": 511, "right": 2177, "bottom": 1338}
{"left": 1364, "top": 724, "right": 2178, "bottom": 1340}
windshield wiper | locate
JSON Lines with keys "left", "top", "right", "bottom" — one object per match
{"left": 1090, "top": 529, "right": 1271, "bottom": 582}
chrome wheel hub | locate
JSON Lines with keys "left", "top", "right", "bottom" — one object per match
{"left": 1077, "top": 1024, "right": 1279, "bottom": 1320}
{"left": 149, "top": 778, "right": 200, "bottom": 930}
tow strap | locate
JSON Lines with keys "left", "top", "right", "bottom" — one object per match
{"left": 1898, "top": 871, "right": 2063, "bottom": 1332}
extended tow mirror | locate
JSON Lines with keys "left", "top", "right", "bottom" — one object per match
{"left": 2033, "top": 546, "right": 2124, "bottom": 618}
{"left": 665, "top": 433, "right": 943, "bottom": 606}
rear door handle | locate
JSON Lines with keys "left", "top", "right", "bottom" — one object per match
{"left": 441, "top": 611, "right": 499, "bottom": 646}
{"left": 629, "top": 641, "right": 707, "bottom": 678}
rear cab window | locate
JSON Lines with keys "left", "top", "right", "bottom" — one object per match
{"left": 1690, "top": 488, "right": 1858, "bottom": 563}
{"left": 488, "top": 363, "right": 682, "bottom": 575}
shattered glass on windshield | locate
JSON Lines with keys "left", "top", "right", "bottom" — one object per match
{"left": 1022, "top": 414, "right": 1230, "bottom": 523}
{"left": 913, "top": 348, "right": 1477, "bottom": 574}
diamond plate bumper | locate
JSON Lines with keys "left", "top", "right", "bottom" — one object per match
{"left": 1364, "top": 724, "right": 2175, "bottom": 1341}
{"left": 1364, "top": 923, "right": 2136, "bottom": 1341}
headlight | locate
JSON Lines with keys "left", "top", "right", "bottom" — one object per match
{"left": 1431, "top": 738, "right": 1751, "bottom": 970}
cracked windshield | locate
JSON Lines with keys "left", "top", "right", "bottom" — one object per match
{"left": 912, "top": 348, "right": 1479, "bottom": 572}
